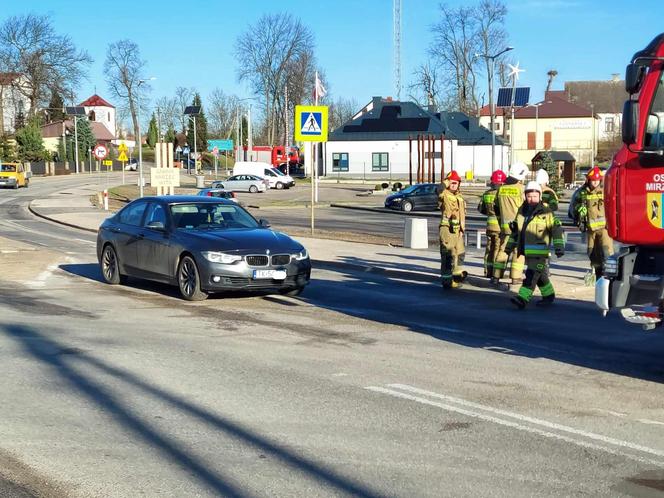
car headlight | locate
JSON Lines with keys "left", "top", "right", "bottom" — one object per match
{"left": 291, "top": 249, "right": 309, "bottom": 261}
{"left": 202, "top": 251, "right": 242, "bottom": 264}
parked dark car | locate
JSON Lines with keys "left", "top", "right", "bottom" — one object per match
{"left": 196, "top": 188, "right": 238, "bottom": 202}
{"left": 384, "top": 183, "right": 442, "bottom": 212}
{"left": 97, "top": 196, "right": 311, "bottom": 300}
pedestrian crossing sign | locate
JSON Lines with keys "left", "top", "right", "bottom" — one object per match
{"left": 294, "top": 105, "right": 328, "bottom": 142}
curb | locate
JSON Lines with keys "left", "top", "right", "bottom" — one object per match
{"left": 28, "top": 202, "right": 98, "bottom": 234}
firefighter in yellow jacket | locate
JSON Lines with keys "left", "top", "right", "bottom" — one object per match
{"left": 492, "top": 162, "right": 529, "bottom": 286}
{"left": 478, "top": 169, "right": 506, "bottom": 277}
{"left": 507, "top": 181, "right": 566, "bottom": 309}
{"left": 570, "top": 167, "right": 613, "bottom": 278}
{"left": 439, "top": 170, "right": 466, "bottom": 289}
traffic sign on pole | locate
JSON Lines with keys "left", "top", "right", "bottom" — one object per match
{"left": 93, "top": 144, "right": 108, "bottom": 160}
{"left": 294, "top": 105, "right": 328, "bottom": 142}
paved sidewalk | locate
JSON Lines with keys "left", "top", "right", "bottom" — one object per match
{"left": 29, "top": 188, "right": 596, "bottom": 301}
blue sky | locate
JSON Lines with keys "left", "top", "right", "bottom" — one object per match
{"left": 4, "top": 0, "right": 663, "bottom": 110}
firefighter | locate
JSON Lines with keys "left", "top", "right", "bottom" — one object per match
{"left": 439, "top": 170, "right": 466, "bottom": 289}
{"left": 535, "top": 169, "right": 559, "bottom": 211}
{"left": 492, "top": 161, "right": 529, "bottom": 287}
{"left": 571, "top": 166, "right": 613, "bottom": 278}
{"left": 508, "top": 181, "right": 565, "bottom": 309}
{"left": 478, "top": 169, "right": 506, "bottom": 277}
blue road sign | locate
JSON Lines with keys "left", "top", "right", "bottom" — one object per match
{"left": 207, "top": 139, "right": 234, "bottom": 151}
{"left": 300, "top": 112, "right": 323, "bottom": 136}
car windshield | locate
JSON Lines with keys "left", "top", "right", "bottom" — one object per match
{"left": 170, "top": 203, "right": 259, "bottom": 230}
{"left": 0, "top": 164, "right": 16, "bottom": 172}
{"left": 272, "top": 168, "right": 286, "bottom": 176}
{"left": 645, "top": 72, "right": 664, "bottom": 149}
{"left": 400, "top": 185, "right": 420, "bottom": 194}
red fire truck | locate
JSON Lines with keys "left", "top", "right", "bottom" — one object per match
{"left": 596, "top": 33, "right": 664, "bottom": 329}
{"left": 250, "top": 146, "right": 302, "bottom": 173}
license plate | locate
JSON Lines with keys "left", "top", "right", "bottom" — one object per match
{"left": 253, "top": 269, "right": 287, "bottom": 280}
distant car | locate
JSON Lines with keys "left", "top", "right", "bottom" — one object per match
{"left": 212, "top": 175, "right": 268, "bottom": 193}
{"left": 0, "top": 162, "right": 30, "bottom": 188}
{"left": 97, "top": 196, "right": 311, "bottom": 300}
{"left": 196, "top": 188, "right": 238, "bottom": 203}
{"left": 124, "top": 158, "right": 138, "bottom": 171}
{"left": 384, "top": 183, "right": 442, "bottom": 212}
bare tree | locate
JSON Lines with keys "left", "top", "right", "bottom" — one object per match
{"left": 329, "top": 97, "right": 359, "bottom": 132}
{"left": 154, "top": 96, "right": 179, "bottom": 134}
{"left": 235, "top": 13, "right": 316, "bottom": 145}
{"left": 0, "top": 13, "right": 92, "bottom": 115}
{"left": 104, "top": 40, "right": 149, "bottom": 142}
{"left": 546, "top": 69, "right": 558, "bottom": 92}
{"left": 173, "top": 86, "right": 194, "bottom": 133}
{"left": 208, "top": 88, "right": 239, "bottom": 138}
{"left": 408, "top": 63, "right": 443, "bottom": 108}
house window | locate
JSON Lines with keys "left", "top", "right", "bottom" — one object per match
{"left": 605, "top": 117, "right": 615, "bottom": 133}
{"left": 527, "top": 132, "right": 536, "bottom": 150}
{"left": 372, "top": 152, "right": 389, "bottom": 172}
{"left": 494, "top": 122, "right": 501, "bottom": 131}
{"left": 544, "top": 131, "right": 552, "bottom": 150}
{"left": 332, "top": 152, "right": 349, "bottom": 172}
{"left": 108, "top": 112, "right": 111, "bottom": 122}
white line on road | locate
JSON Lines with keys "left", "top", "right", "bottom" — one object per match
{"left": 366, "top": 384, "right": 664, "bottom": 467}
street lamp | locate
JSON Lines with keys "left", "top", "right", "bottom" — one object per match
{"left": 136, "top": 77, "right": 156, "bottom": 198}
{"left": 184, "top": 105, "right": 201, "bottom": 174}
{"left": 590, "top": 103, "right": 595, "bottom": 166}
{"left": 65, "top": 106, "right": 86, "bottom": 174}
{"left": 477, "top": 46, "right": 514, "bottom": 172}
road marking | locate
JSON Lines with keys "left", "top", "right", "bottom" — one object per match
{"left": 366, "top": 383, "right": 664, "bottom": 467}
{"left": 28, "top": 263, "right": 60, "bottom": 288}
{"left": 637, "top": 419, "right": 664, "bottom": 427}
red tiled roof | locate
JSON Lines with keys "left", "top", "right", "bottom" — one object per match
{"left": 41, "top": 119, "right": 115, "bottom": 141}
{"left": 79, "top": 94, "right": 115, "bottom": 108}
{"left": 480, "top": 93, "right": 593, "bottom": 119}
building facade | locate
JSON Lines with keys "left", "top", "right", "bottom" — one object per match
{"left": 0, "top": 73, "right": 32, "bottom": 134}
{"left": 79, "top": 94, "right": 116, "bottom": 139}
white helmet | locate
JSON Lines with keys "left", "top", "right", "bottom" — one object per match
{"left": 535, "top": 169, "right": 549, "bottom": 186}
{"left": 525, "top": 181, "right": 542, "bottom": 194}
{"left": 509, "top": 161, "right": 529, "bottom": 181}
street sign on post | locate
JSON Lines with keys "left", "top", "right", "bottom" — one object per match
{"left": 93, "top": 144, "right": 108, "bottom": 160}
{"left": 294, "top": 105, "right": 328, "bottom": 142}
{"left": 207, "top": 139, "right": 234, "bottom": 151}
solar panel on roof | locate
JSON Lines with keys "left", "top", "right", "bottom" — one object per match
{"left": 65, "top": 106, "right": 86, "bottom": 116}
{"left": 496, "top": 87, "right": 530, "bottom": 107}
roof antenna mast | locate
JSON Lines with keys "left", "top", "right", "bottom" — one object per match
{"left": 393, "top": 0, "right": 401, "bottom": 100}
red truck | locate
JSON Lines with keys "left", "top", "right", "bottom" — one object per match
{"left": 596, "top": 33, "right": 664, "bottom": 329}
{"left": 251, "top": 146, "right": 302, "bottom": 173}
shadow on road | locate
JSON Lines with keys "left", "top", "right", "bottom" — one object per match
{"left": 1, "top": 323, "right": 385, "bottom": 497}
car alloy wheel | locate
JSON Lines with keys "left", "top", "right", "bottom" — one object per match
{"left": 249, "top": 185, "right": 258, "bottom": 193}
{"left": 276, "top": 182, "right": 284, "bottom": 190}
{"left": 402, "top": 201, "right": 413, "bottom": 212}
{"left": 178, "top": 255, "right": 208, "bottom": 301}
{"left": 102, "top": 245, "right": 123, "bottom": 285}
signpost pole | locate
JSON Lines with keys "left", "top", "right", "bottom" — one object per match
{"left": 311, "top": 142, "right": 314, "bottom": 235}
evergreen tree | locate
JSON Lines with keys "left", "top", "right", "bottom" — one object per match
{"left": 540, "top": 151, "right": 564, "bottom": 196}
{"left": 147, "top": 113, "right": 158, "bottom": 148}
{"left": 57, "top": 137, "right": 66, "bottom": 162}
{"left": 164, "top": 124, "right": 176, "bottom": 146}
{"left": 186, "top": 93, "right": 208, "bottom": 154}
{"left": 14, "top": 110, "right": 25, "bottom": 130}
{"left": 47, "top": 91, "right": 65, "bottom": 123}
{"left": 15, "top": 116, "right": 48, "bottom": 161}
{"left": 75, "top": 117, "right": 96, "bottom": 159}
{"left": 0, "top": 134, "right": 15, "bottom": 161}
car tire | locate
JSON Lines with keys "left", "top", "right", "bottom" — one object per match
{"left": 402, "top": 201, "right": 413, "bottom": 212}
{"left": 12, "top": 182, "right": 18, "bottom": 190}
{"left": 275, "top": 182, "right": 284, "bottom": 190}
{"left": 177, "top": 255, "right": 208, "bottom": 301}
{"left": 280, "top": 286, "right": 304, "bottom": 297}
{"left": 249, "top": 185, "right": 258, "bottom": 193}
{"left": 24, "top": 179, "right": 29, "bottom": 188}
{"left": 101, "top": 245, "right": 126, "bottom": 285}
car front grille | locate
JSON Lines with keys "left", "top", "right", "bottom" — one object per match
{"left": 220, "top": 275, "right": 303, "bottom": 288}
{"left": 245, "top": 255, "right": 269, "bottom": 266}
{"left": 271, "top": 254, "right": 291, "bottom": 266}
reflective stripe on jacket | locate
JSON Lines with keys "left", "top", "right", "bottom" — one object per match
{"left": 439, "top": 189, "right": 466, "bottom": 232}
{"left": 571, "top": 185, "right": 606, "bottom": 231}
{"left": 505, "top": 203, "right": 564, "bottom": 257}
{"left": 478, "top": 188, "right": 500, "bottom": 232}
{"left": 494, "top": 181, "right": 524, "bottom": 233}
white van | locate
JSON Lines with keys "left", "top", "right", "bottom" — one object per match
{"left": 232, "top": 161, "right": 295, "bottom": 190}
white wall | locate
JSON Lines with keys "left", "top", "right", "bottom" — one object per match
{"left": 324, "top": 139, "right": 509, "bottom": 179}
{"left": 84, "top": 105, "right": 116, "bottom": 138}
{"left": 0, "top": 76, "right": 31, "bottom": 134}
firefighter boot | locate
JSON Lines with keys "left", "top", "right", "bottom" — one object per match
{"left": 536, "top": 294, "right": 556, "bottom": 307}
{"left": 510, "top": 295, "right": 527, "bottom": 310}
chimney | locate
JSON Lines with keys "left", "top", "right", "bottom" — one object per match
{"left": 611, "top": 73, "right": 620, "bottom": 82}
{"left": 386, "top": 96, "right": 393, "bottom": 102}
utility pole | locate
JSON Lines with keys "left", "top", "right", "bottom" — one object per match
{"left": 285, "top": 85, "right": 289, "bottom": 175}
{"left": 393, "top": 0, "right": 402, "bottom": 100}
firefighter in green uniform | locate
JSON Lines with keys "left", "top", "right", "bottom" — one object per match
{"left": 570, "top": 166, "right": 613, "bottom": 278}
{"left": 508, "top": 181, "right": 566, "bottom": 309}
{"left": 536, "top": 169, "right": 559, "bottom": 211}
{"left": 492, "top": 162, "right": 529, "bottom": 287}
{"left": 478, "top": 169, "right": 506, "bottom": 277}
{"left": 439, "top": 170, "right": 466, "bottom": 289}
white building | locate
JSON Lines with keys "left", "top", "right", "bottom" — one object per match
{"left": 0, "top": 72, "right": 32, "bottom": 134}
{"left": 79, "top": 94, "right": 116, "bottom": 139}
{"left": 319, "top": 97, "right": 508, "bottom": 180}
{"left": 565, "top": 77, "right": 625, "bottom": 142}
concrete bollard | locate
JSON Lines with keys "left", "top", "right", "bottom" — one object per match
{"left": 403, "top": 218, "right": 428, "bottom": 249}
{"left": 103, "top": 189, "right": 109, "bottom": 211}
{"left": 196, "top": 175, "right": 205, "bottom": 188}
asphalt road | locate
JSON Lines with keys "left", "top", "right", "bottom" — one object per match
{"left": 0, "top": 175, "right": 663, "bottom": 497}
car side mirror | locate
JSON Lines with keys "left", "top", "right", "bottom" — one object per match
{"left": 622, "top": 100, "right": 638, "bottom": 145}
{"left": 147, "top": 221, "right": 166, "bottom": 231}
{"left": 625, "top": 63, "right": 645, "bottom": 94}
{"left": 259, "top": 218, "right": 271, "bottom": 228}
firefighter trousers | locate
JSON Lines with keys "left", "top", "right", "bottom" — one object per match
{"left": 484, "top": 230, "right": 501, "bottom": 277}
{"left": 439, "top": 225, "right": 465, "bottom": 286}
{"left": 587, "top": 228, "right": 613, "bottom": 277}
{"left": 517, "top": 257, "right": 555, "bottom": 304}
{"left": 492, "top": 232, "right": 525, "bottom": 282}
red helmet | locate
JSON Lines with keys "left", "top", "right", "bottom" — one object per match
{"left": 587, "top": 167, "right": 603, "bottom": 181}
{"left": 490, "top": 170, "right": 507, "bottom": 185}
{"left": 446, "top": 170, "right": 461, "bottom": 183}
